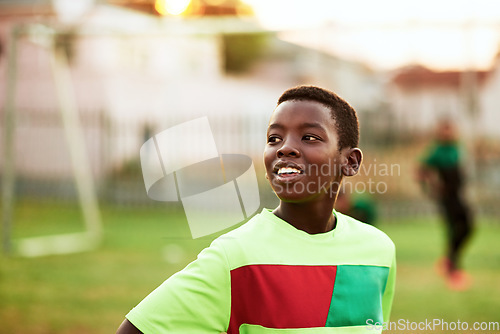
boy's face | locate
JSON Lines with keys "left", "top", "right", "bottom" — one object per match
{"left": 264, "top": 100, "right": 351, "bottom": 203}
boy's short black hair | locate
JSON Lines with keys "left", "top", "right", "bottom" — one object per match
{"left": 277, "top": 85, "right": 359, "bottom": 149}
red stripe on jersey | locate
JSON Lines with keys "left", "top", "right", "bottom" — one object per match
{"left": 227, "top": 264, "right": 337, "bottom": 333}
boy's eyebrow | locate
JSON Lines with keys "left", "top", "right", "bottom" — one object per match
{"left": 267, "top": 122, "right": 326, "bottom": 131}
{"left": 300, "top": 122, "right": 326, "bottom": 130}
{"left": 267, "top": 123, "right": 284, "bottom": 131}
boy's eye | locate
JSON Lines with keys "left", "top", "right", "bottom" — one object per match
{"left": 303, "top": 135, "right": 320, "bottom": 141}
{"left": 267, "top": 135, "right": 282, "bottom": 143}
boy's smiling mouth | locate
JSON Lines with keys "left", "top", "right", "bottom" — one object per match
{"left": 273, "top": 162, "right": 305, "bottom": 182}
{"left": 277, "top": 167, "right": 303, "bottom": 176}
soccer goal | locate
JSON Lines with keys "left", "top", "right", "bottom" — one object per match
{"left": 2, "top": 23, "right": 102, "bottom": 257}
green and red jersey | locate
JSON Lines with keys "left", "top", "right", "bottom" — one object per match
{"left": 126, "top": 208, "right": 396, "bottom": 334}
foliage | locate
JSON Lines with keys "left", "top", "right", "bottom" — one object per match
{"left": 222, "top": 32, "right": 270, "bottom": 74}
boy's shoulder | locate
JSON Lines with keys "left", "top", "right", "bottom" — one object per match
{"left": 212, "top": 209, "right": 394, "bottom": 263}
{"left": 334, "top": 212, "right": 395, "bottom": 267}
{"left": 338, "top": 211, "right": 393, "bottom": 243}
{"left": 213, "top": 209, "right": 270, "bottom": 245}
{"left": 214, "top": 209, "right": 393, "bottom": 245}
{"left": 204, "top": 209, "right": 394, "bottom": 271}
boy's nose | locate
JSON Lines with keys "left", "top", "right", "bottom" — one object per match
{"left": 277, "top": 140, "right": 300, "bottom": 158}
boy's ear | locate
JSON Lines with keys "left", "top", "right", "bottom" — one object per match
{"left": 341, "top": 148, "right": 363, "bottom": 177}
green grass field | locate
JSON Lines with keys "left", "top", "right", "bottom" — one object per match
{"left": 1, "top": 199, "right": 499, "bottom": 333}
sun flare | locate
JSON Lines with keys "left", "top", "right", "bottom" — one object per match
{"left": 155, "top": 0, "right": 191, "bottom": 16}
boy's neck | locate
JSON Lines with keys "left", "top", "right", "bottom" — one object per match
{"left": 272, "top": 200, "right": 336, "bottom": 234}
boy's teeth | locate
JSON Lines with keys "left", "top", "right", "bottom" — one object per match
{"left": 277, "top": 167, "right": 301, "bottom": 175}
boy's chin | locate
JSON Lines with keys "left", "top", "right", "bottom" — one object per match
{"left": 274, "top": 190, "right": 327, "bottom": 204}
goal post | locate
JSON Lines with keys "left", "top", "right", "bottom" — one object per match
{"left": 2, "top": 24, "right": 103, "bottom": 257}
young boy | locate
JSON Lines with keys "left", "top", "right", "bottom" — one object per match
{"left": 117, "top": 85, "right": 396, "bottom": 334}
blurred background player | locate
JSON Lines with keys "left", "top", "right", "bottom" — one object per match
{"left": 417, "top": 119, "right": 474, "bottom": 290}
{"left": 335, "top": 190, "right": 377, "bottom": 226}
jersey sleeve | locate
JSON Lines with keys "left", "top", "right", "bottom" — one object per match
{"left": 382, "top": 250, "right": 396, "bottom": 323}
{"left": 125, "top": 238, "right": 231, "bottom": 334}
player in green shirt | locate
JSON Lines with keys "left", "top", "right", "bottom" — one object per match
{"left": 117, "top": 85, "right": 396, "bottom": 334}
{"left": 417, "top": 119, "right": 473, "bottom": 290}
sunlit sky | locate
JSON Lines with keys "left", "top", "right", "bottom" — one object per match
{"left": 241, "top": 0, "right": 500, "bottom": 70}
